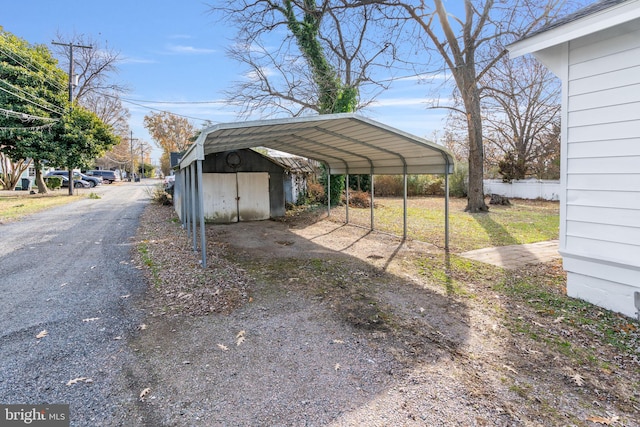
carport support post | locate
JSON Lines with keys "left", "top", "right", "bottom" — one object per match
{"left": 185, "top": 167, "right": 191, "bottom": 239}
{"left": 444, "top": 160, "right": 450, "bottom": 252}
{"left": 370, "top": 170, "right": 374, "bottom": 230}
{"left": 345, "top": 173, "right": 350, "bottom": 224}
{"left": 181, "top": 169, "right": 187, "bottom": 230}
{"left": 327, "top": 171, "right": 331, "bottom": 217}
{"left": 403, "top": 167, "right": 408, "bottom": 239}
{"left": 190, "top": 162, "right": 197, "bottom": 251}
{"left": 197, "top": 159, "right": 207, "bottom": 268}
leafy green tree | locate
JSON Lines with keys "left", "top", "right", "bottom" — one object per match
{"left": 52, "top": 106, "right": 119, "bottom": 194}
{"left": 0, "top": 28, "right": 68, "bottom": 191}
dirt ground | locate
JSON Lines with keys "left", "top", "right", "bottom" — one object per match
{"left": 130, "top": 203, "right": 639, "bottom": 426}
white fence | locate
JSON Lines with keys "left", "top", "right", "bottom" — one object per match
{"left": 484, "top": 179, "right": 561, "bottom": 201}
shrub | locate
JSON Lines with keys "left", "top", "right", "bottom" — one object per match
{"left": 44, "top": 176, "right": 62, "bottom": 190}
{"left": 149, "top": 185, "right": 172, "bottom": 205}
{"left": 449, "top": 162, "right": 468, "bottom": 198}
{"left": 424, "top": 176, "right": 445, "bottom": 196}
{"left": 319, "top": 165, "right": 345, "bottom": 206}
{"left": 345, "top": 190, "right": 371, "bottom": 208}
{"left": 374, "top": 175, "right": 445, "bottom": 197}
{"left": 307, "top": 181, "right": 325, "bottom": 203}
{"left": 374, "top": 175, "right": 402, "bottom": 196}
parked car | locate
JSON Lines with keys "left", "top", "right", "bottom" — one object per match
{"left": 163, "top": 175, "right": 175, "bottom": 189}
{"left": 46, "top": 170, "right": 102, "bottom": 187}
{"left": 44, "top": 174, "right": 91, "bottom": 188}
{"left": 85, "top": 170, "right": 118, "bottom": 184}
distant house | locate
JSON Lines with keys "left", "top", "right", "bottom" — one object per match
{"left": 508, "top": 0, "right": 640, "bottom": 318}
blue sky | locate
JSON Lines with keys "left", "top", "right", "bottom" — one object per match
{"left": 3, "top": 0, "right": 450, "bottom": 163}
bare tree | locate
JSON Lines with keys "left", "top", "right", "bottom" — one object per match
{"left": 354, "top": 0, "right": 562, "bottom": 211}
{"left": 52, "top": 32, "right": 128, "bottom": 102}
{"left": 210, "top": 0, "right": 401, "bottom": 117}
{"left": 481, "top": 54, "right": 561, "bottom": 181}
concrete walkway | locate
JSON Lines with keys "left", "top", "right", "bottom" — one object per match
{"left": 459, "top": 240, "right": 560, "bottom": 269}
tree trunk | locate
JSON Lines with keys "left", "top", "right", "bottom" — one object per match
{"left": 68, "top": 169, "right": 74, "bottom": 196}
{"left": 462, "top": 72, "right": 488, "bottom": 213}
{"left": 34, "top": 163, "right": 48, "bottom": 194}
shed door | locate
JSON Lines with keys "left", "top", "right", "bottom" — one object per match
{"left": 237, "top": 172, "right": 270, "bottom": 221}
{"left": 203, "top": 172, "right": 270, "bottom": 223}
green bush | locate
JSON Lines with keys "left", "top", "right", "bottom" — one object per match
{"left": 424, "top": 176, "right": 445, "bottom": 196}
{"left": 44, "top": 176, "right": 62, "bottom": 190}
{"left": 449, "top": 162, "right": 468, "bottom": 198}
{"left": 319, "top": 165, "right": 345, "bottom": 206}
{"left": 373, "top": 175, "right": 445, "bottom": 197}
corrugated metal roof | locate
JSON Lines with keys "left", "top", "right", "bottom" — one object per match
{"left": 179, "top": 113, "right": 454, "bottom": 175}
{"left": 268, "top": 155, "right": 320, "bottom": 174}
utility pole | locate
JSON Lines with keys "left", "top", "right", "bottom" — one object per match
{"left": 129, "top": 130, "right": 138, "bottom": 182}
{"left": 52, "top": 41, "right": 92, "bottom": 196}
{"left": 140, "top": 143, "right": 144, "bottom": 180}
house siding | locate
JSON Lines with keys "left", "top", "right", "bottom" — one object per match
{"left": 562, "top": 19, "right": 640, "bottom": 317}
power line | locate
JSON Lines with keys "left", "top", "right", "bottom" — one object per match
{"left": 0, "top": 122, "right": 56, "bottom": 131}
{"left": 0, "top": 86, "right": 64, "bottom": 116}
{"left": 0, "top": 42, "right": 67, "bottom": 92}
{"left": 107, "top": 93, "right": 217, "bottom": 123}
{"left": 0, "top": 107, "right": 59, "bottom": 122}
{"left": 119, "top": 96, "right": 225, "bottom": 105}
{"left": 0, "top": 78, "right": 65, "bottom": 115}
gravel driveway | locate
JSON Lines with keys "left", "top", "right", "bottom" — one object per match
{"left": 0, "top": 181, "right": 157, "bottom": 425}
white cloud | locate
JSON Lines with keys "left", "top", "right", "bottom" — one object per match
{"left": 165, "top": 44, "right": 217, "bottom": 55}
{"left": 120, "top": 55, "right": 157, "bottom": 64}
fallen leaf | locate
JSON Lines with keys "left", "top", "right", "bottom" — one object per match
{"left": 217, "top": 344, "right": 229, "bottom": 351}
{"left": 66, "top": 377, "right": 92, "bottom": 386}
{"left": 139, "top": 387, "right": 151, "bottom": 400}
{"left": 82, "top": 317, "right": 100, "bottom": 322}
{"left": 36, "top": 330, "right": 48, "bottom": 339}
{"left": 236, "top": 330, "right": 245, "bottom": 346}
{"left": 502, "top": 364, "right": 518, "bottom": 374}
{"left": 571, "top": 373, "right": 585, "bottom": 386}
{"left": 586, "top": 415, "right": 612, "bottom": 425}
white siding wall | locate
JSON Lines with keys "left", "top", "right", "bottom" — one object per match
{"left": 562, "top": 21, "right": 640, "bottom": 317}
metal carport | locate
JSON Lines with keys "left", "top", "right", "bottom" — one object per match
{"left": 176, "top": 113, "right": 454, "bottom": 268}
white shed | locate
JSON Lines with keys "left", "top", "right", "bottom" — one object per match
{"left": 508, "top": 0, "right": 640, "bottom": 319}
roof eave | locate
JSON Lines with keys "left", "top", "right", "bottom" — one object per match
{"left": 508, "top": 0, "right": 640, "bottom": 57}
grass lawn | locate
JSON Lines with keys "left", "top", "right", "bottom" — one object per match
{"left": 329, "top": 196, "right": 559, "bottom": 252}
{"left": 0, "top": 190, "right": 83, "bottom": 223}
